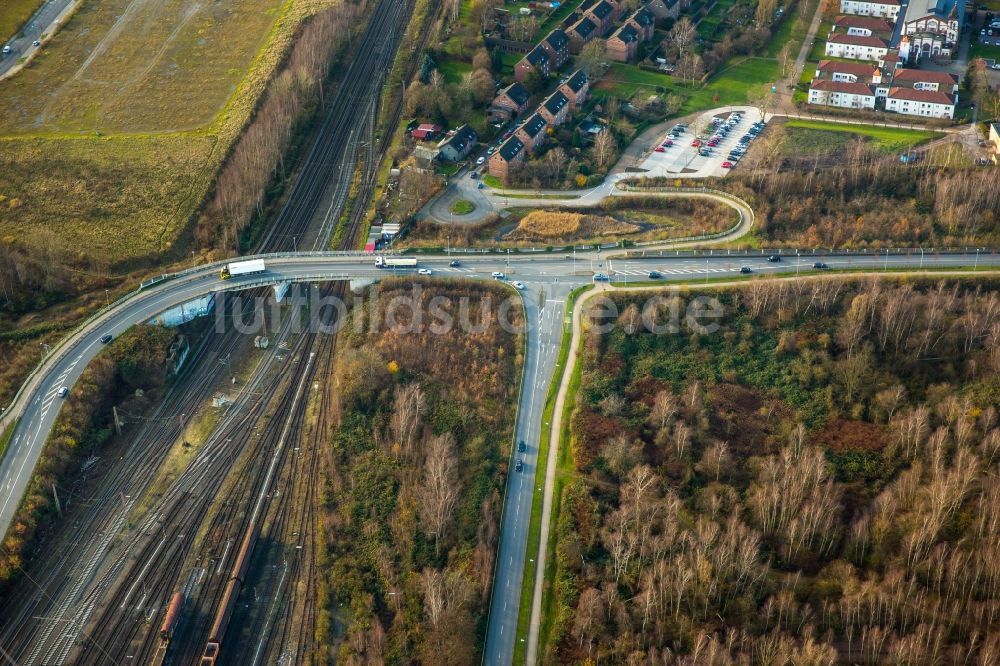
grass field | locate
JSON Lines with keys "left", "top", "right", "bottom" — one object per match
{"left": 597, "top": 58, "right": 780, "bottom": 114}
{"left": 0, "top": 0, "right": 319, "bottom": 263}
{"left": 783, "top": 119, "right": 941, "bottom": 153}
{"left": 0, "top": 0, "right": 44, "bottom": 43}
{"left": 970, "top": 42, "right": 1000, "bottom": 62}
{"left": 450, "top": 198, "right": 475, "bottom": 215}
{"left": 438, "top": 58, "right": 472, "bottom": 84}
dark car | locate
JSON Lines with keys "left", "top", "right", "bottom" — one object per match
{"left": 648, "top": 270, "right": 662, "bottom": 279}
{"left": 515, "top": 459, "right": 524, "bottom": 473}
{"left": 813, "top": 262, "right": 829, "bottom": 269}
{"left": 740, "top": 266, "right": 753, "bottom": 274}
{"left": 518, "top": 440, "right": 526, "bottom": 453}
{"left": 768, "top": 255, "right": 782, "bottom": 262}
{"left": 100, "top": 334, "right": 113, "bottom": 344}
{"left": 450, "top": 260, "right": 461, "bottom": 267}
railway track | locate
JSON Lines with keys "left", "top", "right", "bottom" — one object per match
{"left": 0, "top": 0, "right": 412, "bottom": 662}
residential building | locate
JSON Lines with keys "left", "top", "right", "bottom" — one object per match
{"left": 436, "top": 125, "right": 478, "bottom": 162}
{"left": 489, "top": 136, "right": 526, "bottom": 183}
{"left": 606, "top": 23, "right": 641, "bottom": 62}
{"left": 515, "top": 45, "right": 551, "bottom": 83}
{"left": 814, "top": 59, "right": 883, "bottom": 84}
{"left": 839, "top": 0, "right": 901, "bottom": 20}
{"left": 567, "top": 17, "right": 598, "bottom": 52}
{"left": 888, "top": 67, "right": 958, "bottom": 93}
{"left": 489, "top": 82, "right": 532, "bottom": 122}
{"left": 885, "top": 86, "right": 955, "bottom": 117}
{"left": 807, "top": 79, "right": 877, "bottom": 108}
{"left": 644, "top": 0, "right": 680, "bottom": 23}
{"left": 541, "top": 29, "right": 571, "bottom": 70}
{"left": 832, "top": 14, "right": 895, "bottom": 37}
{"left": 878, "top": 50, "right": 904, "bottom": 70}
{"left": 586, "top": 0, "right": 616, "bottom": 35}
{"left": 825, "top": 32, "right": 890, "bottom": 60}
{"left": 896, "top": 0, "right": 964, "bottom": 63}
{"left": 515, "top": 113, "right": 549, "bottom": 153}
{"left": 558, "top": 69, "right": 590, "bottom": 111}
{"left": 626, "top": 7, "right": 656, "bottom": 40}
{"left": 539, "top": 90, "right": 570, "bottom": 125}
{"left": 989, "top": 122, "right": 1000, "bottom": 164}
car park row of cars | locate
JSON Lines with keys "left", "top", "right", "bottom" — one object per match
{"left": 651, "top": 112, "right": 766, "bottom": 175}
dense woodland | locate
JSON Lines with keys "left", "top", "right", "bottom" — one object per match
{"left": 320, "top": 280, "right": 523, "bottom": 663}
{"left": 546, "top": 278, "right": 1000, "bottom": 664}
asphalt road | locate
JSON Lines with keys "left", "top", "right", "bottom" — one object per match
{"left": 0, "top": 0, "right": 77, "bottom": 78}
{"left": 1, "top": 250, "right": 998, "bottom": 664}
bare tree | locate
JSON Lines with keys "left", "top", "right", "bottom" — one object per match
{"left": 419, "top": 433, "right": 461, "bottom": 554}
{"left": 390, "top": 383, "right": 426, "bottom": 459}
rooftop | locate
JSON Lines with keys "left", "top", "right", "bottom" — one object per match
{"left": 817, "top": 59, "right": 882, "bottom": 78}
{"left": 563, "top": 69, "right": 588, "bottom": 93}
{"left": 543, "top": 90, "right": 569, "bottom": 115}
{"left": 828, "top": 32, "right": 889, "bottom": 47}
{"left": 497, "top": 136, "right": 526, "bottom": 161}
{"left": 520, "top": 113, "right": 548, "bottom": 138}
{"left": 888, "top": 86, "right": 954, "bottom": 104}
{"left": 891, "top": 68, "right": 957, "bottom": 86}
{"left": 810, "top": 79, "right": 877, "bottom": 95}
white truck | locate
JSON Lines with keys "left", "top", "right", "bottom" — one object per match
{"left": 220, "top": 259, "right": 266, "bottom": 280}
{"left": 375, "top": 256, "right": 417, "bottom": 268}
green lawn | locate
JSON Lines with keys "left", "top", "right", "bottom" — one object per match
{"left": 767, "top": 0, "right": 819, "bottom": 57}
{"left": 438, "top": 58, "right": 472, "bottom": 84}
{"left": 697, "top": 0, "right": 738, "bottom": 40}
{"left": 784, "top": 119, "right": 941, "bottom": 153}
{"left": 970, "top": 43, "right": 1000, "bottom": 63}
{"left": 597, "top": 57, "right": 779, "bottom": 113}
{"left": 450, "top": 198, "right": 475, "bottom": 214}
{"left": 482, "top": 174, "right": 503, "bottom": 188}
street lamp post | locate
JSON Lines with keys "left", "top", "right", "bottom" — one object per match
{"left": 975, "top": 247, "right": 980, "bottom": 271}
{"left": 919, "top": 246, "right": 924, "bottom": 269}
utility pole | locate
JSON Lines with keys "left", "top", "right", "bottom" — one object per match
{"left": 105, "top": 289, "right": 110, "bottom": 308}
{"left": 113, "top": 406, "right": 122, "bottom": 436}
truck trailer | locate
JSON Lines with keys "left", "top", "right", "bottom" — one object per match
{"left": 375, "top": 256, "right": 417, "bottom": 268}
{"left": 220, "top": 259, "right": 266, "bottom": 280}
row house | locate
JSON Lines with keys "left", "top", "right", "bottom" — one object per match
{"left": 558, "top": 70, "right": 590, "bottom": 112}
{"left": 839, "top": 0, "right": 901, "bottom": 20}
{"left": 567, "top": 17, "right": 599, "bottom": 53}
{"left": 831, "top": 14, "right": 895, "bottom": 38}
{"left": 539, "top": 90, "right": 570, "bottom": 126}
{"left": 489, "top": 82, "right": 531, "bottom": 123}
{"left": 807, "top": 80, "right": 877, "bottom": 109}
{"left": 515, "top": 113, "right": 549, "bottom": 153}
{"left": 607, "top": 23, "right": 641, "bottom": 62}
{"left": 515, "top": 45, "right": 551, "bottom": 83}
{"left": 644, "top": 0, "right": 680, "bottom": 23}
{"left": 488, "top": 136, "right": 526, "bottom": 183}
{"left": 540, "top": 29, "right": 571, "bottom": 70}
{"left": 626, "top": 7, "right": 656, "bottom": 40}
{"left": 587, "top": 0, "right": 616, "bottom": 36}
{"left": 825, "top": 32, "right": 890, "bottom": 60}
{"left": 885, "top": 86, "right": 955, "bottom": 117}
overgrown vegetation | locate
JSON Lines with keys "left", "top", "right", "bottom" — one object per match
{"left": 318, "top": 279, "right": 523, "bottom": 661}
{"left": 544, "top": 278, "right": 1000, "bottom": 663}
{"left": 0, "top": 325, "right": 175, "bottom": 588}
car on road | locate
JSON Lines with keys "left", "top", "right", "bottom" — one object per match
{"left": 813, "top": 262, "right": 829, "bottom": 269}
{"left": 722, "top": 161, "right": 734, "bottom": 169}
{"left": 515, "top": 459, "right": 524, "bottom": 473}
{"left": 449, "top": 260, "right": 461, "bottom": 267}
{"left": 100, "top": 334, "right": 113, "bottom": 344}
{"left": 469, "top": 171, "right": 478, "bottom": 179}
{"left": 512, "top": 280, "right": 525, "bottom": 289}
{"left": 491, "top": 271, "right": 505, "bottom": 279}
{"left": 57, "top": 387, "right": 69, "bottom": 398}
{"left": 2, "top": 46, "right": 11, "bottom": 55}
{"left": 418, "top": 268, "right": 432, "bottom": 275}
{"left": 518, "top": 440, "right": 526, "bottom": 452}
{"left": 768, "top": 255, "right": 781, "bottom": 262}
{"left": 32, "top": 40, "right": 40, "bottom": 47}
{"left": 740, "top": 266, "right": 753, "bottom": 274}
{"left": 476, "top": 156, "right": 485, "bottom": 165}
{"left": 655, "top": 146, "right": 666, "bottom": 153}
{"left": 648, "top": 271, "right": 662, "bottom": 279}
{"left": 477, "top": 182, "right": 485, "bottom": 189}
{"left": 487, "top": 146, "right": 496, "bottom": 155}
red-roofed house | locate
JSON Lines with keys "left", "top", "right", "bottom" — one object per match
{"left": 411, "top": 124, "right": 443, "bottom": 140}
{"left": 839, "top": 0, "right": 901, "bottom": 20}
{"left": 807, "top": 79, "right": 877, "bottom": 108}
{"left": 885, "top": 86, "right": 955, "bottom": 118}
{"left": 825, "top": 32, "right": 890, "bottom": 60}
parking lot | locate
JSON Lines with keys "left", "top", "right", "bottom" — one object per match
{"left": 634, "top": 106, "right": 767, "bottom": 178}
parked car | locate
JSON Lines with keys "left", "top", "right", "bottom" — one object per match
{"left": 740, "top": 266, "right": 752, "bottom": 274}
{"left": 476, "top": 156, "right": 485, "bottom": 165}
{"left": 418, "top": 268, "right": 432, "bottom": 275}
{"left": 655, "top": 146, "right": 666, "bottom": 153}
{"left": 477, "top": 182, "right": 485, "bottom": 189}
{"left": 470, "top": 171, "right": 478, "bottom": 179}
{"left": 662, "top": 139, "right": 673, "bottom": 147}
{"left": 691, "top": 139, "right": 702, "bottom": 147}
{"left": 100, "top": 334, "right": 113, "bottom": 344}
{"left": 722, "top": 161, "right": 734, "bottom": 168}
{"left": 487, "top": 146, "right": 496, "bottom": 155}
